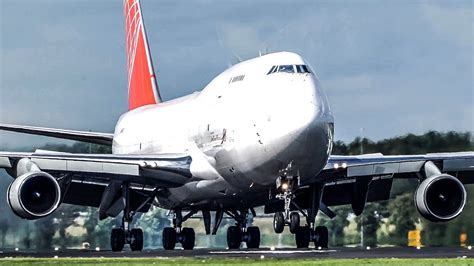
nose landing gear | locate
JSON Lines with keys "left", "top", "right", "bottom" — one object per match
{"left": 272, "top": 178, "right": 329, "bottom": 249}
{"left": 273, "top": 175, "right": 301, "bottom": 234}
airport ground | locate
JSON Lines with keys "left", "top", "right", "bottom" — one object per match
{"left": 1, "top": 258, "right": 474, "bottom": 266}
{"left": 1, "top": 247, "right": 473, "bottom": 265}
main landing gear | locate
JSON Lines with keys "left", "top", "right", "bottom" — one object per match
{"left": 162, "top": 210, "right": 196, "bottom": 250}
{"left": 225, "top": 209, "right": 260, "bottom": 249}
{"left": 110, "top": 182, "right": 144, "bottom": 252}
{"left": 160, "top": 207, "right": 260, "bottom": 250}
{"left": 272, "top": 177, "right": 329, "bottom": 249}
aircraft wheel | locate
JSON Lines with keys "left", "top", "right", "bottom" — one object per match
{"left": 289, "top": 212, "right": 300, "bottom": 234}
{"left": 273, "top": 212, "right": 285, "bottom": 234}
{"left": 246, "top": 226, "right": 260, "bottom": 249}
{"left": 314, "top": 226, "right": 329, "bottom": 248}
{"left": 130, "top": 228, "right": 144, "bottom": 251}
{"left": 181, "top": 227, "right": 195, "bottom": 250}
{"left": 162, "top": 227, "right": 177, "bottom": 250}
{"left": 295, "top": 226, "right": 310, "bottom": 248}
{"left": 110, "top": 228, "right": 125, "bottom": 252}
{"left": 227, "top": 226, "right": 242, "bottom": 249}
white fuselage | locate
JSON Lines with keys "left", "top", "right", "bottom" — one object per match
{"left": 112, "top": 52, "right": 334, "bottom": 209}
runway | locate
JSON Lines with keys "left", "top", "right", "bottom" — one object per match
{"left": 1, "top": 246, "right": 472, "bottom": 259}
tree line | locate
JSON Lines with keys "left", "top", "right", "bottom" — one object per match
{"left": 0, "top": 130, "right": 472, "bottom": 249}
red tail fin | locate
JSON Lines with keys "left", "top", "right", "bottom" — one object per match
{"left": 124, "top": 0, "right": 162, "bottom": 110}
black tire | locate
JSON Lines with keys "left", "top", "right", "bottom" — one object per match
{"left": 162, "top": 227, "right": 176, "bottom": 250}
{"left": 110, "top": 228, "right": 125, "bottom": 252}
{"left": 227, "top": 226, "right": 242, "bottom": 249}
{"left": 130, "top": 228, "right": 144, "bottom": 251}
{"left": 273, "top": 212, "right": 285, "bottom": 234}
{"left": 295, "top": 226, "right": 310, "bottom": 248}
{"left": 246, "top": 226, "right": 260, "bottom": 249}
{"left": 289, "top": 212, "right": 300, "bottom": 234}
{"left": 181, "top": 228, "right": 195, "bottom": 250}
{"left": 314, "top": 226, "right": 329, "bottom": 248}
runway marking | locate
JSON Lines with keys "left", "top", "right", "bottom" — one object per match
{"left": 210, "top": 249, "right": 338, "bottom": 254}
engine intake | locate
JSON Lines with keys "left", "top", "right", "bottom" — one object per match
{"left": 415, "top": 174, "right": 466, "bottom": 222}
{"left": 7, "top": 171, "right": 61, "bottom": 219}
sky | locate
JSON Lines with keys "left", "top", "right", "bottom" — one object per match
{"left": 0, "top": 0, "right": 473, "bottom": 149}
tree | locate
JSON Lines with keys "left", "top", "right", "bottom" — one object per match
{"left": 83, "top": 207, "right": 99, "bottom": 247}
{"left": 34, "top": 216, "right": 56, "bottom": 249}
{"left": 386, "top": 192, "right": 419, "bottom": 245}
{"left": 355, "top": 202, "right": 387, "bottom": 247}
{"left": 136, "top": 206, "right": 171, "bottom": 248}
{"left": 0, "top": 216, "right": 8, "bottom": 248}
{"left": 319, "top": 206, "right": 351, "bottom": 246}
{"left": 56, "top": 205, "right": 82, "bottom": 248}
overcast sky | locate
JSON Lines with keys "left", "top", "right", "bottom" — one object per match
{"left": 0, "top": 0, "right": 472, "bottom": 149}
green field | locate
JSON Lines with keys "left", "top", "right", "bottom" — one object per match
{"left": 0, "top": 258, "right": 473, "bottom": 266}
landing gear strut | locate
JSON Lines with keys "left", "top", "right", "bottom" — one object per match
{"left": 296, "top": 183, "right": 329, "bottom": 248}
{"left": 273, "top": 175, "right": 301, "bottom": 234}
{"left": 272, "top": 178, "right": 329, "bottom": 249}
{"left": 110, "top": 182, "right": 144, "bottom": 252}
{"left": 162, "top": 209, "right": 196, "bottom": 250}
{"left": 225, "top": 209, "right": 260, "bottom": 249}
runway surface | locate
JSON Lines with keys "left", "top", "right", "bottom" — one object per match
{"left": 1, "top": 246, "right": 472, "bottom": 259}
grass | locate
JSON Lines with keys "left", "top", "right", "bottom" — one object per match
{"left": 0, "top": 258, "right": 473, "bottom": 266}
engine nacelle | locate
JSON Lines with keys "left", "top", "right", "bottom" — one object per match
{"left": 414, "top": 174, "right": 466, "bottom": 222}
{"left": 7, "top": 171, "right": 61, "bottom": 220}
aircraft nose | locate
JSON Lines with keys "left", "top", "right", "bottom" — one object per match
{"left": 283, "top": 77, "right": 332, "bottom": 133}
{"left": 263, "top": 76, "right": 332, "bottom": 148}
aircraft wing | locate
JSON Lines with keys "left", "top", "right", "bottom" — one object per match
{"left": 266, "top": 152, "right": 474, "bottom": 216}
{"left": 0, "top": 150, "right": 192, "bottom": 218}
{"left": 0, "top": 123, "right": 114, "bottom": 145}
{"left": 318, "top": 152, "right": 474, "bottom": 206}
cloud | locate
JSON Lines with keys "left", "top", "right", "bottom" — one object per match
{"left": 420, "top": 3, "right": 473, "bottom": 46}
{"left": 0, "top": 0, "right": 472, "bottom": 147}
{"left": 217, "top": 23, "right": 264, "bottom": 61}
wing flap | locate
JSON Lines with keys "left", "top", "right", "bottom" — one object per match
{"left": 62, "top": 180, "right": 153, "bottom": 212}
{"left": 443, "top": 157, "right": 474, "bottom": 172}
{"left": 322, "top": 176, "right": 393, "bottom": 206}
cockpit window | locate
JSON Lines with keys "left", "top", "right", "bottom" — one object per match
{"left": 267, "top": 64, "right": 311, "bottom": 75}
{"left": 278, "top": 65, "right": 295, "bottom": 73}
{"left": 295, "top": 65, "right": 303, "bottom": 73}
{"left": 295, "top": 65, "right": 311, "bottom": 73}
{"left": 301, "top": 65, "right": 311, "bottom": 73}
{"left": 267, "top": 66, "right": 277, "bottom": 75}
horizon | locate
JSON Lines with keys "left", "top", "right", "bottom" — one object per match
{"left": 0, "top": 129, "right": 471, "bottom": 152}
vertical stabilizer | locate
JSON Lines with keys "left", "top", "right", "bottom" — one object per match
{"left": 124, "top": 0, "right": 162, "bottom": 110}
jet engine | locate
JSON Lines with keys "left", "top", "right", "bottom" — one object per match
{"left": 7, "top": 171, "right": 61, "bottom": 219}
{"left": 414, "top": 174, "right": 466, "bottom": 222}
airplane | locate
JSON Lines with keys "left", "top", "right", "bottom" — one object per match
{"left": 0, "top": 0, "right": 473, "bottom": 252}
